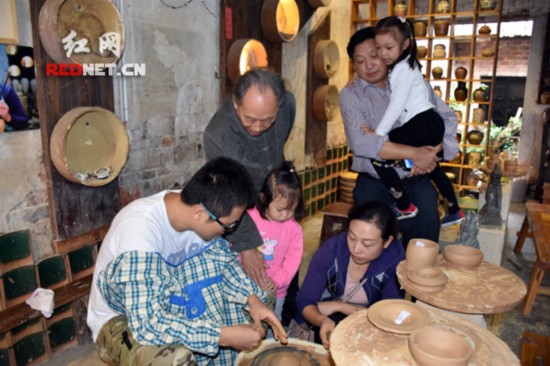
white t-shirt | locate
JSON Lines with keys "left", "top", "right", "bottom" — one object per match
{"left": 375, "top": 57, "right": 434, "bottom": 136}
{"left": 87, "top": 190, "right": 206, "bottom": 341}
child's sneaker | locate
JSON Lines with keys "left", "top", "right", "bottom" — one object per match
{"left": 441, "top": 210, "right": 465, "bottom": 227}
{"left": 392, "top": 203, "right": 418, "bottom": 220}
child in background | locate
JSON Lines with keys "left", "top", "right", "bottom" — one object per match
{"left": 365, "top": 16, "right": 464, "bottom": 227}
{"left": 248, "top": 161, "right": 305, "bottom": 322}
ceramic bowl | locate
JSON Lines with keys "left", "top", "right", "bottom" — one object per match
{"left": 409, "top": 326, "right": 474, "bottom": 366}
{"left": 406, "top": 238, "right": 440, "bottom": 270}
{"left": 443, "top": 245, "right": 484, "bottom": 269}
{"left": 407, "top": 266, "right": 448, "bottom": 292}
{"left": 367, "top": 299, "right": 430, "bottom": 335}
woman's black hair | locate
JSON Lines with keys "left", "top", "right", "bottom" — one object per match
{"left": 374, "top": 16, "right": 421, "bottom": 71}
{"left": 347, "top": 201, "right": 397, "bottom": 241}
{"left": 256, "top": 161, "right": 305, "bottom": 221}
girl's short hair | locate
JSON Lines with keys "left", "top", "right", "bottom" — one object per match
{"left": 257, "top": 161, "right": 305, "bottom": 221}
{"left": 347, "top": 201, "right": 397, "bottom": 241}
{"left": 375, "top": 16, "right": 421, "bottom": 71}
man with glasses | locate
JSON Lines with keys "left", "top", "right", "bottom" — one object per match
{"left": 88, "top": 157, "right": 286, "bottom": 366}
{"left": 204, "top": 68, "right": 298, "bottom": 323}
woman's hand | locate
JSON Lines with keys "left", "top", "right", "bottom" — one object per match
{"left": 319, "top": 317, "right": 336, "bottom": 348}
{"left": 248, "top": 295, "right": 288, "bottom": 344}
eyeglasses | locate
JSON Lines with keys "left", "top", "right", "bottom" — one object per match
{"left": 200, "top": 202, "right": 239, "bottom": 233}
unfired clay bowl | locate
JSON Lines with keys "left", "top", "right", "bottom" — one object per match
{"left": 409, "top": 326, "right": 473, "bottom": 366}
{"left": 406, "top": 238, "right": 440, "bottom": 270}
{"left": 407, "top": 266, "right": 448, "bottom": 292}
{"left": 367, "top": 299, "right": 430, "bottom": 335}
{"left": 443, "top": 245, "right": 484, "bottom": 269}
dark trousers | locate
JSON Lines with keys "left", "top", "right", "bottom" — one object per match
{"left": 281, "top": 271, "right": 300, "bottom": 327}
{"left": 373, "top": 109, "right": 458, "bottom": 213}
{"left": 353, "top": 173, "right": 441, "bottom": 246}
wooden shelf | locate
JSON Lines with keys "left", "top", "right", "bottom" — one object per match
{"left": 351, "top": 0, "right": 502, "bottom": 190}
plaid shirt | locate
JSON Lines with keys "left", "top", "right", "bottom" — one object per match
{"left": 339, "top": 78, "right": 459, "bottom": 179}
{"left": 97, "top": 238, "right": 266, "bottom": 366}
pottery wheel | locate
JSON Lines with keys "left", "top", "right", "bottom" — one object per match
{"left": 250, "top": 346, "right": 321, "bottom": 366}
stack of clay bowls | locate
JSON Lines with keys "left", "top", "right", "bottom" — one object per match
{"left": 443, "top": 245, "right": 484, "bottom": 270}
{"left": 339, "top": 171, "right": 357, "bottom": 204}
{"left": 405, "top": 238, "right": 448, "bottom": 293}
{"left": 409, "top": 326, "right": 474, "bottom": 366}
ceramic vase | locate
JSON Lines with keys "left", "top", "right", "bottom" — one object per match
{"left": 394, "top": 1, "right": 407, "bottom": 16}
{"left": 541, "top": 91, "right": 550, "bottom": 104}
{"left": 405, "top": 238, "right": 440, "bottom": 270}
{"left": 434, "top": 20, "right": 450, "bottom": 36}
{"left": 417, "top": 45, "right": 427, "bottom": 58}
{"left": 436, "top": 0, "right": 450, "bottom": 13}
{"left": 454, "top": 67, "right": 467, "bottom": 80}
{"left": 467, "top": 130, "right": 484, "bottom": 145}
{"left": 473, "top": 87, "right": 488, "bottom": 102}
{"left": 432, "top": 67, "right": 444, "bottom": 79}
{"left": 478, "top": 25, "right": 491, "bottom": 35}
{"left": 433, "top": 44, "right": 446, "bottom": 58}
{"left": 414, "top": 21, "right": 427, "bottom": 37}
{"left": 454, "top": 82, "right": 468, "bottom": 102}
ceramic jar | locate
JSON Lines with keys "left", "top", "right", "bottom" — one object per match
{"left": 467, "top": 130, "right": 484, "bottom": 145}
{"left": 472, "top": 108, "right": 485, "bottom": 123}
{"left": 414, "top": 21, "right": 427, "bottom": 37}
{"left": 394, "top": 1, "right": 407, "bottom": 16}
{"left": 433, "top": 20, "right": 450, "bottom": 36}
{"left": 436, "top": 0, "right": 450, "bottom": 13}
{"left": 433, "top": 44, "right": 446, "bottom": 58}
{"left": 540, "top": 91, "right": 550, "bottom": 104}
{"left": 405, "top": 238, "right": 440, "bottom": 270}
{"left": 454, "top": 82, "right": 468, "bottom": 102}
{"left": 468, "top": 151, "right": 482, "bottom": 166}
{"left": 454, "top": 67, "right": 467, "bottom": 80}
{"left": 480, "top": 0, "right": 497, "bottom": 10}
{"left": 478, "top": 25, "right": 491, "bottom": 35}
{"left": 473, "top": 87, "right": 488, "bottom": 102}
{"left": 417, "top": 45, "right": 427, "bottom": 58}
{"left": 433, "top": 86, "right": 443, "bottom": 98}
{"left": 432, "top": 67, "right": 444, "bottom": 79}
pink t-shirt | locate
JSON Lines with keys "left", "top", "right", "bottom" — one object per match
{"left": 248, "top": 207, "right": 304, "bottom": 299}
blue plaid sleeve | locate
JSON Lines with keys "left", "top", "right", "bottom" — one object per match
{"left": 97, "top": 251, "right": 223, "bottom": 356}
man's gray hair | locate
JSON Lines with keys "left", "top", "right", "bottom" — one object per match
{"left": 233, "top": 68, "right": 286, "bottom": 106}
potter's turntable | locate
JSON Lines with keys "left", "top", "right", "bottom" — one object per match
{"left": 235, "top": 338, "right": 333, "bottom": 366}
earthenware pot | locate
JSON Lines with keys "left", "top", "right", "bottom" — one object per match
{"left": 478, "top": 25, "right": 491, "bottom": 35}
{"left": 454, "top": 82, "right": 468, "bottom": 102}
{"left": 433, "top": 44, "right": 446, "bottom": 58}
{"left": 444, "top": 245, "right": 484, "bottom": 269}
{"left": 472, "top": 108, "right": 485, "bottom": 123}
{"left": 414, "top": 21, "right": 427, "bottom": 37}
{"left": 482, "top": 48, "right": 495, "bottom": 57}
{"left": 409, "top": 326, "right": 474, "bottom": 366}
{"left": 313, "top": 40, "right": 340, "bottom": 79}
{"left": 454, "top": 67, "right": 467, "bottom": 80}
{"left": 261, "top": 0, "right": 300, "bottom": 42}
{"left": 406, "top": 238, "right": 440, "bottom": 270}
{"left": 432, "top": 67, "right": 444, "bottom": 79}
{"left": 436, "top": 0, "right": 450, "bottom": 13}
{"left": 540, "top": 91, "right": 550, "bottom": 104}
{"left": 468, "top": 151, "right": 482, "bottom": 166}
{"left": 480, "top": 0, "right": 497, "bottom": 10}
{"left": 393, "top": 1, "right": 407, "bottom": 16}
{"left": 227, "top": 39, "right": 268, "bottom": 83}
{"left": 466, "top": 130, "right": 484, "bottom": 145}
{"left": 433, "top": 20, "right": 450, "bottom": 36}
{"left": 417, "top": 45, "right": 427, "bottom": 58}
{"left": 473, "top": 87, "right": 488, "bottom": 102}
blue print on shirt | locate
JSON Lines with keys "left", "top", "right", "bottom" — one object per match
{"left": 165, "top": 241, "right": 203, "bottom": 265}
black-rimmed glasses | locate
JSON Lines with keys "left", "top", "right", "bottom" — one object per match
{"left": 200, "top": 202, "right": 239, "bottom": 233}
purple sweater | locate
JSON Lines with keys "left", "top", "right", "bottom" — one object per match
{"left": 1, "top": 84, "right": 29, "bottom": 130}
{"left": 296, "top": 232, "right": 405, "bottom": 318}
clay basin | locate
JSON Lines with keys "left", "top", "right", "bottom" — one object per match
{"left": 409, "top": 326, "right": 474, "bottom": 366}
{"left": 443, "top": 245, "right": 484, "bottom": 270}
{"left": 405, "top": 238, "right": 440, "bottom": 270}
{"left": 367, "top": 299, "right": 430, "bottom": 335}
{"left": 407, "top": 266, "right": 448, "bottom": 293}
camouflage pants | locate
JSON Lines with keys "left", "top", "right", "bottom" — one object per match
{"left": 95, "top": 315, "right": 197, "bottom": 366}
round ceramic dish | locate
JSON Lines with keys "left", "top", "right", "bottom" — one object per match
{"left": 367, "top": 299, "right": 430, "bottom": 335}
{"left": 409, "top": 326, "right": 474, "bottom": 366}
{"left": 407, "top": 266, "right": 448, "bottom": 292}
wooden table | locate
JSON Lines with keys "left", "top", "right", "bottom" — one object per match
{"left": 330, "top": 308, "right": 519, "bottom": 366}
{"left": 396, "top": 258, "right": 526, "bottom": 314}
{"left": 513, "top": 202, "right": 550, "bottom": 315}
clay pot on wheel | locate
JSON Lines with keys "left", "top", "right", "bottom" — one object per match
{"left": 405, "top": 238, "right": 440, "bottom": 270}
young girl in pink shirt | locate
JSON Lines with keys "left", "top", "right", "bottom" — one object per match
{"left": 248, "top": 161, "right": 305, "bottom": 321}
